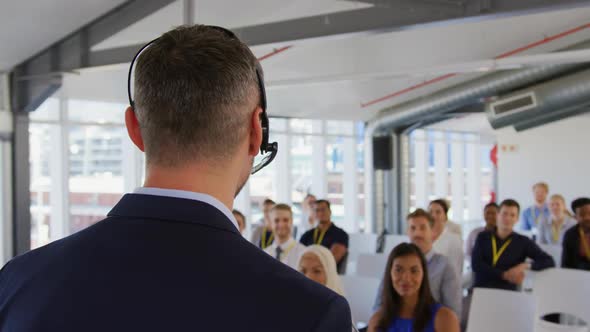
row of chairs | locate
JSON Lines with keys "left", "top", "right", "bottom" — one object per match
{"left": 467, "top": 268, "right": 590, "bottom": 332}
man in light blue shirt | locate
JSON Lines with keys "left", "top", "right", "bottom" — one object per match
{"left": 372, "top": 209, "right": 462, "bottom": 317}
{"left": 521, "top": 182, "right": 550, "bottom": 231}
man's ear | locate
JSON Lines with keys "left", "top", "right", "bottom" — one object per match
{"left": 125, "top": 107, "right": 145, "bottom": 152}
{"left": 248, "top": 107, "right": 263, "bottom": 156}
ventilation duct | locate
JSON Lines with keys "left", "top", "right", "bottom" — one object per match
{"left": 364, "top": 39, "right": 590, "bottom": 233}
{"left": 513, "top": 102, "right": 590, "bottom": 132}
{"left": 487, "top": 68, "right": 590, "bottom": 129}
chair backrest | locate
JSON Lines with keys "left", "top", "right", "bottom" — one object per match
{"left": 535, "top": 319, "right": 589, "bottom": 332}
{"left": 349, "top": 233, "right": 378, "bottom": 254}
{"left": 356, "top": 253, "right": 389, "bottom": 279}
{"left": 466, "top": 288, "right": 534, "bottom": 332}
{"left": 538, "top": 244, "right": 562, "bottom": 267}
{"left": 341, "top": 275, "right": 381, "bottom": 326}
{"left": 382, "top": 234, "right": 410, "bottom": 255}
{"left": 533, "top": 268, "right": 590, "bottom": 324}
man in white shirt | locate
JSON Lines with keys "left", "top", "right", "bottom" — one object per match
{"left": 430, "top": 199, "right": 464, "bottom": 274}
{"left": 265, "top": 204, "right": 307, "bottom": 269}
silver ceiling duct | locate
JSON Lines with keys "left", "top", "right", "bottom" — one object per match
{"left": 364, "top": 39, "right": 590, "bottom": 233}
{"left": 513, "top": 102, "right": 590, "bottom": 132}
{"left": 487, "top": 68, "right": 590, "bottom": 129}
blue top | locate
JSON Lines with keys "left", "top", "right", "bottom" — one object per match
{"left": 385, "top": 303, "right": 442, "bottom": 332}
{"left": 521, "top": 204, "right": 550, "bottom": 231}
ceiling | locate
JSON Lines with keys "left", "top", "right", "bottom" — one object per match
{"left": 0, "top": 0, "right": 126, "bottom": 71}
{"left": 4, "top": 0, "right": 590, "bottom": 128}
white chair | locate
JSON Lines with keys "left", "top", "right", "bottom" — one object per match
{"left": 349, "top": 233, "right": 378, "bottom": 254}
{"left": 535, "top": 320, "right": 588, "bottom": 332}
{"left": 341, "top": 275, "right": 381, "bottom": 327}
{"left": 538, "top": 244, "right": 563, "bottom": 267}
{"left": 466, "top": 288, "right": 534, "bottom": 332}
{"left": 533, "top": 268, "right": 590, "bottom": 327}
{"left": 355, "top": 253, "right": 388, "bottom": 279}
{"left": 382, "top": 234, "right": 410, "bottom": 256}
{"left": 347, "top": 233, "right": 379, "bottom": 275}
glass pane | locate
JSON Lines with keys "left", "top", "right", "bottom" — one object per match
{"left": 29, "top": 124, "right": 58, "bottom": 249}
{"left": 30, "top": 96, "right": 60, "bottom": 122}
{"left": 326, "top": 137, "right": 344, "bottom": 224}
{"left": 291, "top": 135, "right": 313, "bottom": 205}
{"left": 249, "top": 133, "right": 277, "bottom": 225}
{"left": 326, "top": 137, "right": 344, "bottom": 173}
{"left": 68, "top": 99, "right": 125, "bottom": 124}
{"left": 289, "top": 119, "right": 314, "bottom": 134}
{"left": 68, "top": 126, "right": 125, "bottom": 233}
{"left": 269, "top": 117, "right": 288, "bottom": 132}
{"left": 326, "top": 120, "right": 354, "bottom": 136}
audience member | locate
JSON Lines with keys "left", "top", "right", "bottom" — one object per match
{"left": 300, "top": 200, "right": 349, "bottom": 273}
{"left": 561, "top": 197, "right": 590, "bottom": 270}
{"left": 465, "top": 203, "right": 498, "bottom": 259}
{"left": 297, "top": 245, "right": 345, "bottom": 295}
{"left": 368, "top": 243, "right": 460, "bottom": 332}
{"left": 429, "top": 200, "right": 464, "bottom": 274}
{"left": 429, "top": 199, "right": 462, "bottom": 237}
{"left": 373, "top": 209, "right": 461, "bottom": 317}
{"left": 537, "top": 194, "right": 576, "bottom": 245}
{"left": 521, "top": 182, "right": 550, "bottom": 231}
{"left": 471, "top": 199, "right": 554, "bottom": 291}
{"left": 264, "top": 204, "right": 307, "bottom": 269}
{"left": 301, "top": 194, "right": 317, "bottom": 233}
{"left": 251, "top": 198, "right": 276, "bottom": 249}
{"left": 232, "top": 209, "right": 247, "bottom": 235}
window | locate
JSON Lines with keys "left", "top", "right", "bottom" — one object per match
{"left": 68, "top": 125, "right": 125, "bottom": 233}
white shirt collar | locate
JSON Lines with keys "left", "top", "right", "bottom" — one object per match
{"left": 272, "top": 237, "right": 296, "bottom": 250}
{"left": 133, "top": 187, "right": 239, "bottom": 231}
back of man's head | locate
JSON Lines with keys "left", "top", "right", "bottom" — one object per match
{"left": 134, "top": 25, "right": 260, "bottom": 167}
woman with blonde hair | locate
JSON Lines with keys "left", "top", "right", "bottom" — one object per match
{"left": 537, "top": 194, "right": 576, "bottom": 245}
{"left": 297, "top": 245, "right": 345, "bottom": 296}
{"left": 298, "top": 245, "right": 360, "bottom": 331}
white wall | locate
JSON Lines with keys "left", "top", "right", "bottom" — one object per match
{"left": 497, "top": 114, "right": 590, "bottom": 213}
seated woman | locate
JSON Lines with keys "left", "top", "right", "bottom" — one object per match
{"left": 368, "top": 243, "right": 459, "bottom": 332}
{"left": 297, "top": 245, "right": 345, "bottom": 296}
{"left": 537, "top": 194, "right": 576, "bottom": 245}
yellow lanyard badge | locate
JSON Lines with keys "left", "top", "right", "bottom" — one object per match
{"left": 492, "top": 236, "right": 512, "bottom": 267}
{"left": 579, "top": 227, "right": 590, "bottom": 260}
{"left": 551, "top": 221, "right": 562, "bottom": 243}
{"left": 313, "top": 227, "right": 328, "bottom": 245}
{"left": 261, "top": 230, "right": 274, "bottom": 249}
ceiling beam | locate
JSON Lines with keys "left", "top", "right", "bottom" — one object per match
{"left": 11, "top": 0, "right": 176, "bottom": 113}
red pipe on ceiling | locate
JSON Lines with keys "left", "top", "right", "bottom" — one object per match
{"left": 360, "top": 22, "right": 590, "bottom": 108}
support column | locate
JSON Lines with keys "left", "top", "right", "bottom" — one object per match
{"left": 273, "top": 134, "right": 291, "bottom": 204}
{"left": 433, "top": 131, "right": 448, "bottom": 199}
{"left": 311, "top": 121, "right": 326, "bottom": 198}
{"left": 12, "top": 113, "right": 31, "bottom": 255}
{"left": 414, "top": 130, "right": 428, "bottom": 208}
{"left": 343, "top": 136, "right": 358, "bottom": 233}
{"left": 466, "top": 134, "right": 482, "bottom": 222}
{"left": 450, "top": 133, "right": 465, "bottom": 222}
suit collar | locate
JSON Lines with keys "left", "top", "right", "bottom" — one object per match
{"left": 107, "top": 194, "right": 240, "bottom": 235}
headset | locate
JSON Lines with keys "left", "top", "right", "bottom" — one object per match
{"left": 127, "top": 26, "right": 278, "bottom": 175}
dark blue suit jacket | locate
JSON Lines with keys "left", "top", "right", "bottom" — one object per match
{"left": 0, "top": 194, "right": 351, "bottom": 331}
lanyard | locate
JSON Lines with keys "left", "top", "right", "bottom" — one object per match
{"left": 492, "top": 235, "right": 512, "bottom": 267}
{"left": 551, "top": 219, "right": 563, "bottom": 243}
{"left": 532, "top": 207, "right": 544, "bottom": 226}
{"left": 579, "top": 227, "right": 590, "bottom": 260}
{"left": 313, "top": 227, "right": 328, "bottom": 245}
{"left": 261, "top": 230, "right": 274, "bottom": 249}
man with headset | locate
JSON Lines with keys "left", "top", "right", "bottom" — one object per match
{"left": 0, "top": 25, "right": 351, "bottom": 331}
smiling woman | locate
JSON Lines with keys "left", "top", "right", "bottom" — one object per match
{"left": 369, "top": 243, "right": 460, "bottom": 332}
